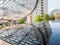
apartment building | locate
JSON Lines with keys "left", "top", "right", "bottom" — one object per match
{"left": 27, "top": 0, "right": 48, "bottom": 24}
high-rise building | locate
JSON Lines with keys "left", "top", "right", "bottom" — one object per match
{"left": 31, "top": 0, "right": 48, "bottom": 23}
{"left": 33, "top": 0, "right": 48, "bottom": 16}
{"left": 40, "top": 0, "right": 48, "bottom": 16}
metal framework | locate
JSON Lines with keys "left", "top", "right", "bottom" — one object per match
{"left": 0, "top": 0, "right": 38, "bottom": 19}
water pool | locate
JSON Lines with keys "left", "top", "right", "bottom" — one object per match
{"left": 47, "top": 21, "right": 60, "bottom": 45}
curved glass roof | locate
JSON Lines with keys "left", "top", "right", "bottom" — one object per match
{"left": 0, "top": 0, "right": 38, "bottom": 20}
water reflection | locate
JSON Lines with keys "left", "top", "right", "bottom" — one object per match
{"left": 33, "top": 22, "right": 52, "bottom": 45}
{"left": 47, "top": 21, "right": 60, "bottom": 45}
{"left": 0, "top": 22, "right": 52, "bottom": 45}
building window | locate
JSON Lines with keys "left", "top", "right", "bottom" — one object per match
{"left": 41, "top": 4, "right": 43, "bottom": 6}
{"left": 41, "top": 2, "right": 43, "bottom": 3}
{"left": 41, "top": 0, "right": 43, "bottom": 1}
{"left": 41, "top": 13, "right": 43, "bottom": 14}
{"left": 41, "top": 13, "right": 44, "bottom": 16}
{"left": 41, "top": 10, "right": 44, "bottom": 12}
{"left": 41, "top": 13, "right": 44, "bottom": 17}
{"left": 41, "top": 7, "right": 43, "bottom": 9}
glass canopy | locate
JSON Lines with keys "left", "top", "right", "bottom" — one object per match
{"left": 0, "top": 0, "right": 38, "bottom": 20}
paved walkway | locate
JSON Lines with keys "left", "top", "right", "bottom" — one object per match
{"left": 0, "top": 39, "right": 10, "bottom": 45}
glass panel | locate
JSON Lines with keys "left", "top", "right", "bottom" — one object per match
{"left": 0, "top": 0, "right": 37, "bottom": 19}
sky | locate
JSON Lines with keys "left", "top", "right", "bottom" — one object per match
{"left": 48, "top": 0, "right": 60, "bottom": 14}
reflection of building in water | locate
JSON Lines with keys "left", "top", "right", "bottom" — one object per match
{"left": 0, "top": 23, "right": 52, "bottom": 45}
{"left": 33, "top": 22, "right": 52, "bottom": 44}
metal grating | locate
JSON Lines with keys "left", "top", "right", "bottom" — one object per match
{"left": 0, "top": 27, "right": 41, "bottom": 45}
{"left": 0, "top": 0, "right": 37, "bottom": 19}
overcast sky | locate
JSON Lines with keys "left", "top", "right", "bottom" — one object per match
{"left": 48, "top": 0, "right": 60, "bottom": 14}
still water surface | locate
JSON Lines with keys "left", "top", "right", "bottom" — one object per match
{"left": 47, "top": 21, "right": 60, "bottom": 45}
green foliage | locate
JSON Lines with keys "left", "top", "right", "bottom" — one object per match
{"left": 0, "top": 25, "right": 2, "bottom": 29}
{"left": 49, "top": 17, "right": 54, "bottom": 20}
{"left": 19, "top": 18, "right": 25, "bottom": 24}
{"left": 34, "top": 14, "right": 41, "bottom": 23}
{"left": 5, "top": 23, "right": 10, "bottom": 26}
{"left": 43, "top": 14, "right": 50, "bottom": 21}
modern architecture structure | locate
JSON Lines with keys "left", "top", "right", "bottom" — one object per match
{"left": 0, "top": 0, "right": 48, "bottom": 24}
{"left": 0, "top": 0, "right": 36, "bottom": 20}
{"left": 0, "top": 0, "right": 37, "bottom": 24}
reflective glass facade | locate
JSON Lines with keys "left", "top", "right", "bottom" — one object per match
{"left": 0, "top": 0, "right": 36, "bottom": 19}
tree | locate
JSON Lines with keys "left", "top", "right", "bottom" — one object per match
{"left": 54, "top": 11, "right": 60, "bottom": 19}
{"left": 0, "top": 25, "right": 2, "bottom": 29}
{"left": 5, "top": 23, "right": 10, "bottom": 26}
{"left": 34, "top": 14, "right": 41, "bottom": 23}
{"left": 50, "top": 15, "right": 55, "bottom": 20}
{"left": 43, "top": 14, "right": 50, "bottom": 21}
{"left": 19, "top": 18, "right": 25, "bottom": 24}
